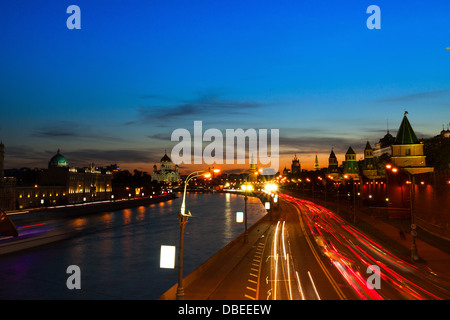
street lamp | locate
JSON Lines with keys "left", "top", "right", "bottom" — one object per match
{"left": 241, "top": 183, "right": 254, "bottom": 243}
{"left": 385, "top": 164, "right": 398, "bottom": 215}
{"left": 344, "top": 175, "right": 357, "bottom": 224}
{"left": 408, "top": 173, "right": 419, "bottom": 261}
{"left": 176, "top": 170, "right": 217, "bottom": 300}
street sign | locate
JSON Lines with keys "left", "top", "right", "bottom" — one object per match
{"left": 160, "top": 245, "right": 176, "bottom": 269}
{"left": 265, "top": 202, "right": 270, "bottom": 210}
{"left": 410, "top": 230, "right": 417, "bottom": 237}
{"left": 236, "top": 211, "right": 244, "bottom": 223}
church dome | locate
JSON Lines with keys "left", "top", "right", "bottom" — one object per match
{"left": 161, "top": 153, "right": 172, "bottom": 162}
{"left": 49, "top": 149, "right": 69, "bottom": 168}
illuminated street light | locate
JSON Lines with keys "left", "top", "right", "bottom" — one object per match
{"left": 264, "top": 183, "right": 278, "bottom": 192}
{"left": 241, "top": 183, "right": 254, "bottom": 243}
{"left": 177, "top": 169, "right": 219, "bottom": 300}
{"left": 385, "top": 164, "right": 398, "bottom": 215}
{"left": 344, "top": 175, "right": 357, "bottom": 224}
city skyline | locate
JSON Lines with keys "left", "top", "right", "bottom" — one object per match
{"left": 1, "top": 1, "right": 449, "bottom": 174}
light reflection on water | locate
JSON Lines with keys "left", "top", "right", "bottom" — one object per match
{"left": 0, "top": 192, "right": 266, "bottom": 300}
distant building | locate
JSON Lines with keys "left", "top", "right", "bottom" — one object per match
{"left": 291, "top": 154, "right": 301, "bottom": 176}
{"left": 16, "top": 149, "right": 114, "bottom": 209}
{"left": 327, "top": 149, "right": 340, "bottom": 179}
{"left": 314, "top": 153, "right": 320, "bottom": 171}
{"left": 362, "top": 141, "right": 379, "bottom": 178}
{"left": 342, "top": 146, "right": 359, "bottom": 179}
{"left": 373, "top": 130, "right": 395, "bottom": 157}
{"left": 248, "top": 154, "right": 258, "bottom": 182}
{"left": 0, "top": 146, "right": 114, "bottom": 210}
{"left": 390, "top": 112, "right": 433, "bottom": 174}
{"left": 441, "top": 123, "right": 450, "bottom": 138}
{"left": 0, "top": 142, "right": 16, "bottom": 211}
{"left": 151, "top": 152, "right": 181, "bottom": 183}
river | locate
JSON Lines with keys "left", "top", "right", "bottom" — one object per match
{"left": 0, "top": 192, "right": 267, "bottom": 300}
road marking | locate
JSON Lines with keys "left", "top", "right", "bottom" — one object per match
{"left": 273, "top": 221, "right": 281, "bottom": 300}
{"left": 294, "top": 203, "right": 347, "bottom": 300}
{"left": 246, "top": 286, "right": 257, "bottom": 292}
{"left": 245, "top": 294, "right": 256, "bottom": 300}
{"left": 248, "top": 279, "right": 257, "bottom": 284}
{"left": 295, "top": 271, "right": 305, "bottom": 300}
{"left": 308, "top": 271, "right": 321, "bottom": 300}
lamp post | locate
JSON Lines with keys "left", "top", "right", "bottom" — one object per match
{"left": 264, "top": 183, "right": 277, "bottom": 220}
{"left": 385, "top": 164, "right": 398, "bottom": 215}
{"left": 344, "top": 175, "right": 357, "bottom": 224}
{"left": 408, "top": 173, "right": 419, "bottom": 261}
{"left": 241, "top": 183, "right": 253, "bottom": 243}
{"left": 176, "top": 170, "right": 215, "bottom": 300}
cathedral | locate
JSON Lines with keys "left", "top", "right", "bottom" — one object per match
{"left": 151, "top": 152, "right": 181, "bottom": 183}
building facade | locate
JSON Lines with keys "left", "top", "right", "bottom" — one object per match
{"left": 151, "top": 153, "right": 181, "bottom": 183}
{"left": 1, "top": 148, "right": 113, "bottom": 210}
{"left": 391, "top": 112, "right": 433, "bottom": 175}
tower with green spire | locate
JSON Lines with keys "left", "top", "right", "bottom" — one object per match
{"left": 248, "top": 153, "right": 257, "bottom": 181}
{"left": 362, "top": 141, "right": 378, "bottom": 177}
{"left": 391, "top": 112, "right": 433, "bottom": 174}
{"left": 314, "top": 153, "right": 320, "bottom": 171}
{"left": 343, "top": 146, "right": 359, "bottom": 179}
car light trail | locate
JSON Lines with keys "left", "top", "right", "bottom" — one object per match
{"left": 278, "top": 192, "right": 450, "bottom": 300}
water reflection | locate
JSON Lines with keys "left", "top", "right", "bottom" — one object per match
{"left": 0, "top": 192, "right": 266, "bottom": 300}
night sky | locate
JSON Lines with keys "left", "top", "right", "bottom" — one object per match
{"left": 1, "top": 0, "right": 449, "bottom": 174}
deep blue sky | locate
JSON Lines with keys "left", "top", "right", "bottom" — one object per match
{"left": 1, "top": 0, "right": 449, "bottom": 173}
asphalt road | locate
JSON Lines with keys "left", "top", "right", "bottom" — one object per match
{"left": 205, "top": 193, "right": 450, "bottom": 300}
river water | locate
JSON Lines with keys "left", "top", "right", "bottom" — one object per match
{"left": 0, "top": 192, "right": 267, "bottom": 300}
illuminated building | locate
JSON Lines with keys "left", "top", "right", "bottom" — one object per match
{"left": 314, "top": 153, "right": 320, "bottom": 171}
{"left": 151, "top": 152, "right": 181, "bottom": 183}
{"left": 11, "top": 149, "right": 113, "bottom": 209}
{"left": 440, "top": 123, "right": 450, "bottom": 138}
{"left": 373, "top": 130, "right": 395, "bottom": 157}
{"left": 291, "top": 154, "right": 301, "bottom": 176}
{"left": 342, "top": 146, "right": 359, "bottom": 180}
{"left": 327, "top": 149, "right": 340, "bottom": 179}
{"left": 391, "top": 112, "right": 433, "bottom": 174}
{"left": 362, "top": 141, "right": 379, "bottom": 178}
{"left": 248, "top": 154, "right": 258, "bottom": 181}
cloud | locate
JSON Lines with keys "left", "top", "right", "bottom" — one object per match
{"left": 63, "top": 149, "right": 161, "bottom": 165}
{"left": 31, "top": 121, "right": 125, "bottom": 142}
{"left": 377, "top": 89, "right": 450, "bottom": 104}
{"left": 278, "top": 135, "right": 367, "bottom": 156}
{"left": 131, "top": 93, "right": 269, "bottom": 125}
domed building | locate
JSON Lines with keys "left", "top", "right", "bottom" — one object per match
{"left": 373, "top": 130, "right": 395, "bottom": 157}
{"left": 151, "top": 152, "right": 181, "bottom": 183}
{"left": 15, "top": 149, "right": 113, "bottom": 209}
{"left": 48, "top": 149, "right": 69, "bottom": 168}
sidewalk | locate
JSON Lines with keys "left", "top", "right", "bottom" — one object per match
{"left": 356, "top": 209, "right": 450, "bottom": 277}
{"left": 159, "top": 214, "right": 275, "bottom": 300}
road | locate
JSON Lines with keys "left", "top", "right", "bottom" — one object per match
{"left": 207, "top": 193, "right": 450, "bottom": 300}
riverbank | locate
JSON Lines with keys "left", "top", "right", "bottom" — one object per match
{"left": 159, "top": 191, "right": 274, "bottom": 300}
{"left": 1, "top": 194, "right": 178, "bottom": 255}
{"left": 7, "top": 193, "right": 177, "bottom": 225}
